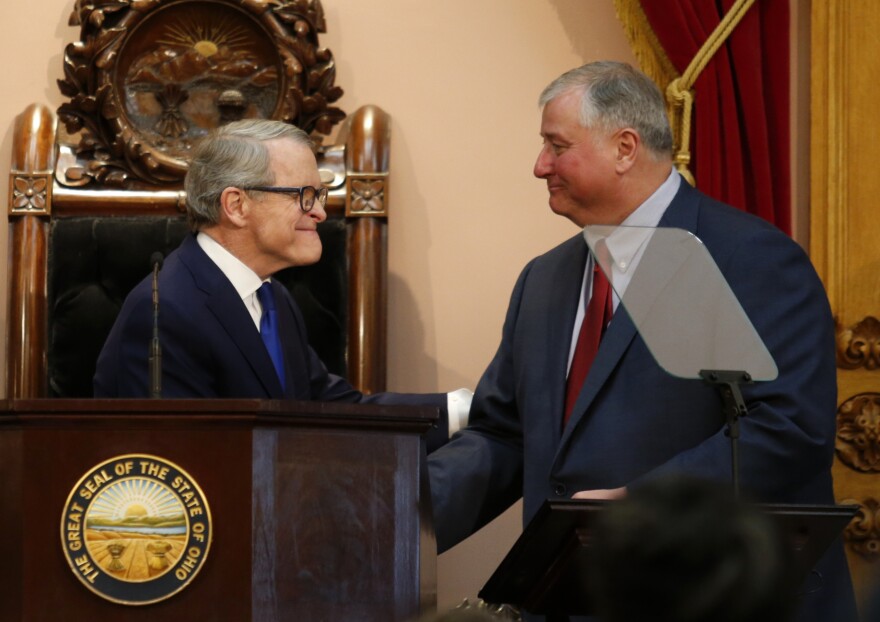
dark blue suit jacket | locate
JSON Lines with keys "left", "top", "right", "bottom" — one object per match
{"left": 94, "top": 234, "right": 449, "bottom": 451}
{"left": 428, "top": 178, "right": 856, "bottom": 621}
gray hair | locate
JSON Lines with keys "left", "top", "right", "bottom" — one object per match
{"left": 539, "top": 61, "right": 673, "bottom": 157}
{"left": 184, "top": 119, "right": 313, "bottom": 230}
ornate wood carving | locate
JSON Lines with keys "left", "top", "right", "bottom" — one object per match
{"left": 346, "top": 173, "right": 388, "bottom": 217}
{"left": 57, "top": 0, "right": 344, "bottom": 187}
{"left": 841, "top": 496, "right": 880, "bottom": 560}
{"left": 344, "top": 106, "right": 390, "bottom": 392}
{"left": 9, "top": 173, "right": 52, "bottom": 216}
{"left": 837, "top": 316, "right": 880, "bottom": 370}
{"left": 836, "top": 393, "right": 880, "bottom": 472}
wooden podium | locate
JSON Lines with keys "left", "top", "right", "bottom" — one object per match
{"left": 0, "top": 399, "right": 439, "bottom": 621}
{"left": 479, "top": 499, "right": 857, "bottom": 617}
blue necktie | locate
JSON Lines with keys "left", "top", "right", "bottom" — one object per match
{"left": 257, "top": 282, "right": 285, "bottom": 391}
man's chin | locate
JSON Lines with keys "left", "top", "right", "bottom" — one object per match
{"left": 548, "top": 199, "right": 566, "bottom": 216}
{"left": 294, "top": 244, "right": 322, "bottom": 267}
{"left": 548, "top": 200, "right": 583, "bottom": 226}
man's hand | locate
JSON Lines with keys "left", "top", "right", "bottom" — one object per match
{"left": 572, "top": 487, "right": 627, "bottom": 500}
{"left": 446, "top": 388, "right": 473, "bottom": 436}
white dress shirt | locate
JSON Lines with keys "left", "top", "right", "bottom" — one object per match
{"left": 197, "top": 232, "right": 268, "bottom": 331}
{"left": 567, "top": 169, "right": 681, "bottom": 373}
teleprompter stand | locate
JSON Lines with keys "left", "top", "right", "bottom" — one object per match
{"left": 699, "top": 369, "right": 751, "bottom": 497}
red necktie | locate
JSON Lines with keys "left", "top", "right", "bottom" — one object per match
{"left": 563, "top": 243, "right": 613, "bottom": 425}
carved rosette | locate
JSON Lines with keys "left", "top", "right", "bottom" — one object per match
{"left": 346, "top": 173, "right": 388, "bottom": 217}
{"left": 841, "top": 496, "right": 880, "bottom": 560}
{"left": 836, "top": 393, "right": 880, "bottom": 472}
{"left": 8, "top": 173, "right": 52, "bottom": 216}
{"left": 836, "top": 316, "right": 880, "bottom": 370}
{"left": 58, "top": 0, "right": 344, "bottom": 187}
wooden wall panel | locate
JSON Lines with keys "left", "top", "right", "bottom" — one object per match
{"left": 811, "top": 0, "right": 880, "bottom": 611}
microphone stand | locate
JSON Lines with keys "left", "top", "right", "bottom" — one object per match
{"left": 149, "top": 253, "right": 163, "bottom": 398}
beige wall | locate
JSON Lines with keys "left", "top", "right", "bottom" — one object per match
{"left": 319, "top": 3, "right": 634, "bottom": 607}
{"left": 0, "top": 0, "right": 635, "bottom": 611}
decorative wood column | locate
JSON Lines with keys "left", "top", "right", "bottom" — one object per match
{"left": 811, "top": 0, "right": 880, "bottom": 610}
{"left": 7, "top": 103, "right": 56, "bottom": 398}
{"left": 345, "top": 105, "right": 390, "bottom": 394}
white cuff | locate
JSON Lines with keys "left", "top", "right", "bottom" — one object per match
{"left": 446, "top": 388, "right": 473, "bottom": 436}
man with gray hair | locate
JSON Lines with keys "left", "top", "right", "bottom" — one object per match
{"left": 428, "top": 62, "right": 855, "bottom": 621}
{"left": 95, "top": 119, "right": 467, "bottom": 452}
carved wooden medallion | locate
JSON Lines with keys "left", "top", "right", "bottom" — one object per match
{"left": 346, "top": 173, "right": 388, "bottom": 217}
{"left": 836, "top": 392, "right": 880, "bottom": 472}
{"left": 841, "top": 496, "right": 880, "bottom": 560}
{"left": 836, "top": 316, "right": 880, "bottom": 370}
{"left": 58, "top": 0, "right": 344, "bottom": 187}
{"left": 9, "top": 173, "right": 53, "bottom": 215}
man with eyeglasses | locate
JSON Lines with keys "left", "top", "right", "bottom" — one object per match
{"left": 94, "top": 119, "right": 469, "bottom": 452}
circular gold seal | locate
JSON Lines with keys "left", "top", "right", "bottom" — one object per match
{"left": 60, "top": 454, "right": 212, "bottom": 605}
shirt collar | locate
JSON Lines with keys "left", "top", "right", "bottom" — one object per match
{"left": 196, "top": 231, "right": 265, "bottom": 300}
{"left": 583, "top": 168, "right": 680, "bottom": 273}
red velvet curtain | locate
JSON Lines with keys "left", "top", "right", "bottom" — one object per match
{"left": 639, "top": 0, "right": 791, "bottom": 234}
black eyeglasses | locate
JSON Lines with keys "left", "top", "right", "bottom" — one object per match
{"left": 243, "top": 185, "right": 329, "bottom": 212}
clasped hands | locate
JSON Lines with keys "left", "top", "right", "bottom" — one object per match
{"left": 572, "top": 486, "right": 627, "bottom": 500}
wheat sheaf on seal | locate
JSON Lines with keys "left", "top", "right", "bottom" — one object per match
{"left": 61, "top": 454, "right": 212, "bottom": 605}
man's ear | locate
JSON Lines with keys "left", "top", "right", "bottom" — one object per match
{"left": 219, "top": 186, "right": 248, "bottom": 228}
{"left": 615, "top": 128, "right": 640, "bottom": 174}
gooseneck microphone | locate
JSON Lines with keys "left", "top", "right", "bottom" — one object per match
{"left": 149, "top": 252, "right": 164, "bottom": 398}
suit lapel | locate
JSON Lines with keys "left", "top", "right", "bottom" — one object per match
{"left": 546, "top": 238, "right": 591, "bottom": 435}
{"left": 178, "top": 235, "right": 284, "bottom": 398}
{"left": 558, "top": 300, "right": 639, "bottom": 447}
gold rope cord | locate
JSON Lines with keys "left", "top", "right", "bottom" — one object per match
{"left": 614, "top": 0, "right": 757, "bottom": 186}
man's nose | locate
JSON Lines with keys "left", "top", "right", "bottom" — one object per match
{"left": 534, "top": 146, "right": 553, "bottom": 178}
{"left": 308, "top": 198, "right": 327, "bottom": 223}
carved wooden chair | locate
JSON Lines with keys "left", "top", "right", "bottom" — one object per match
{"left": 8, "top": 0, "right": 390, "bottom": 398}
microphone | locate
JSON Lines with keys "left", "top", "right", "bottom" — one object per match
{"left": 149, "top": 252, "right": 164, "bottom": 398}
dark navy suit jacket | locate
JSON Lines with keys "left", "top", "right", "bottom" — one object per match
{"left": 428, "top": 177, "right": 856, "bottom": 621}
{"left": 94, "top": 233, "right": 449, "bottom": 451}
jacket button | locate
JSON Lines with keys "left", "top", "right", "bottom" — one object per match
{"left": 554, "top": 483, "right": 567, "bottom": 496}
